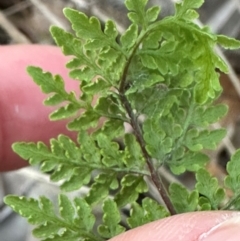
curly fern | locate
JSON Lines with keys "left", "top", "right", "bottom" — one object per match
{"left": 4, "top": 0, "right": 240, "bottom": 240}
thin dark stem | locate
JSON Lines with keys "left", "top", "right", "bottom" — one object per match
{"left": 119, "top": 30, "right": 147, "bottom": 93}
{"left": 117, "top": 29, "right": 176, "bottom": 215}
{"left": 119, "top": 93, "right": 176, "bottom": 215}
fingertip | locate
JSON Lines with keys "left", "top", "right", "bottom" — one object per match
{"left": 0, "top": 44, "right": 78, "bottom": 171}
{"left": 110, "top": 211, "right": 240, "bottom": 241}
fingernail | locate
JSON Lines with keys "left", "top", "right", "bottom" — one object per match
{"left": 199, "top": 215, "right": 240, "bottom": 241}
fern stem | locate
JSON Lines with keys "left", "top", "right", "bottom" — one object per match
{"left": 119, "top": 93, "right": 176, "bottom": 215}
{"left": 118, "top": 28, "right": 176, "bottom": 215}
{"left": 221, "top": 192, "right": 240, "bottom": 210}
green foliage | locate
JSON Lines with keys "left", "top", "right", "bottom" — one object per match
{"left": 4, "top": 195, "right": 101, "bottom": 241}
{"left": 223, "top": 150, "right": 240, "bottom": 210}
{"left": 192, "top": 104, "right": 228, "bottom": 127}
{"left": 13, "top": 132, "right": 148, "bottom": 206}
{"left": 125, "top": 0, "right": 160, "bottom": 28}
{"left": 98, "top": 199, "right": 125, "bottom": 238}
{"left": 127, "top": 197, "right": 169, "bottom": 228}
{"left": 185, "top": 128, "right": 226, "bottom": 151}
{"left": 225, "top": 149, "right": 240, "bottom": 193}
{"left": 27, "top": 67, "right": 83, "bottom": 121}
{"left": 169, "top": 183, "right": 198, "bottom": 213}
{"left": 196, "top": 169, "right": 225, "bottom": 210}
{"left": 115, "top": 175, "right": 148, "bottom": 207}
{"left": 4, "top": 0, "right": 240, "bottom": 240}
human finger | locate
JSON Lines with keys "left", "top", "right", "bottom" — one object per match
{"left": 110, "top": 211, "right": 240, "bottom": 241}
{"left": 0, "top": 45, "right": 78, "bottom": 171}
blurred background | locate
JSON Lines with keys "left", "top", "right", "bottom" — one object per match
{"left": 1, "top": 0, "right": 240, "bottom": 240}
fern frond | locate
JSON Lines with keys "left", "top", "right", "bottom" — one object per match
{"left": 4, "top": 195, "right": 102, "bottom": 241}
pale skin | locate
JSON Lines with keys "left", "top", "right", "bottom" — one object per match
{"left": 0, "top": 45, "right": 239, "bottom": 241}
{"left": 0, "top": 45, "right": 78, "bottom": 171}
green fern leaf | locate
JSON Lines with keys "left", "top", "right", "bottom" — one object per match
{"left": 4, "top": 195, "right": 100, "bottom": 241}
{"left": 225, "top": 149, "right": 240, "bottom": 193}
{"left": 146, "top": 6, "right": 161, "bottom": 22}
{"left": 97, "top": 134, "right": 124, "bottom": 167}
{"left": 198, "top": 197, "right": 212, "bottom": 211}
{"left": 125, "top": 0, "right": 148, "bottom": 26}
{"left": 77, "top": 131, "right": 102, "bottom": 164}
{"left": 85, "top": 173, "right": 118, "bottom": 206}
{"left": 82, "top": 78, "right": 111, "bottom": 95}
{"left": 32, "top": 222, "right": 62, "bottom": 239}
{"left": 50, "top": 26, "right": 82, "bottom": 56}
{"left": 60, "top": 169, "right": 91, "bottom": 192}
{"left": 95, "top": 119, "right": 125, "bottom": 140}
{"left": 169, "top": 152, "right": 209, "bottom": 175}
{"left": 12, "top": 135, "right": 93, "bottom": 192}
{"left": 127, "top": 197, "right": 168, "bottom": 228}
{"left": 68, "top": 110, "right": 100, "bottom": 131}
{"left": 64, "top": 9, "right": 103, "bottom": 40}
{"left": 12, "top": 141, "right": 50, "bottom": 165}
{"left": 69, "top": 67, "right": 96, "bottom": 82}
{"left": 104, "top": 20, "right": 118, "bottom": 40}
{"left": 94, "top": 95, "right": 127, "bottom": 120}
{"left": 169, "top": 183, "right": 198, "bottom": 213}
{"left": 142, "top": 30, "right": 162, "bottom": 50}
{"left": 74, "top": 198, "right": 95, "bottom": 231}
{"left": 115, "top": 175, "right": 148, "bottom": 207}
{"left": 59, "top": 194, "right": 76, "bottom": 223}
{"left": 50, "top": 103, "right": 80, "bottom": 120}
{"left": 27, "top": 66, "right": 83, "bottom": 120}
{"left": 143, "top": 118, "right": 173, "bottom": 160}
{"left": 123, "top": 133, "right": 145, "bottom": 169}
{"left": 196, "top": 169, "right": 225, "bottom": 209}
{"left": 192, "top": 104, "right": 228, "bottom": 127}
{"left": 98, "top": 199, "right": 125, "bottom": 238}
{"left": 44, "top": 93, "right": 65, "bottom": 106}
{"left": 27, "top": 67, "right": 64, "bottom": 94}
{"left": 185, "top": 128, "right": 226, "bottom": 151}
{"left": 127, "top": 202, "right": 145, "bottom": 228}
{"left": 217, "top": 35, "right": 240, "bottom": 50}
{"left": 175, "top": 0, "right": 204, "bottom": 18}
{"left": 63, "top": 8, "right": 119, "bottom": 52}
{"left": 120, "top": 24, "right": 138, "bottom": 50}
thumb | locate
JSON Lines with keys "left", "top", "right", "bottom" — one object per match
{"left": 110, "top": 211, "right": 240, "bottom": 241}
{"left": 0, "top": 45, "right": 78, "bottom": 171}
